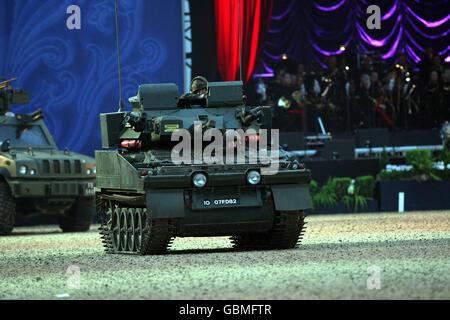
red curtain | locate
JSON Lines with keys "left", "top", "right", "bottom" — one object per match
{"left": 214, "top": 0, "right": 273, "bottom": 83}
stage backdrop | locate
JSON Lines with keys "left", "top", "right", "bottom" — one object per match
{"left": 0, "top": 0, "right": 184, "bottom": 157}
{"left": 255, "top": 0, "right": 449, "bottom": 75}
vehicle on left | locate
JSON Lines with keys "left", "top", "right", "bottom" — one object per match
{"left": 0, "top": 78, "right": 96, "bottom": 235}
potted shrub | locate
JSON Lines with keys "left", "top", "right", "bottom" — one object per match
{"left": 309, "top": 176, "right": 377, "bottom": 214}
{"left": 377, "top": 148, "right": 450, "bottom": 211}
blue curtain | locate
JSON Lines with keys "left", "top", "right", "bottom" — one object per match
{"left": 0, "top": 0, "right": 184, "bottom": 157}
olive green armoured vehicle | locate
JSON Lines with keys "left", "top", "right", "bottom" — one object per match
{"left": 96, "top": 81, "right": 312, "bottom": 254}
{"left": 0, "top": 78, "right": 96, "bottom": 235}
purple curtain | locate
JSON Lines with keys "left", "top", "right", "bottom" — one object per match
{"left": 255, "top": 0, "right": 449, "bottom": 75}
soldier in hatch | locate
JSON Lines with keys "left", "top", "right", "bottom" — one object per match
{"left": 178, "top": 76, "right": 209, "bottom": 108}
{"left": 190, "top": 76, "right": 208, "bottom": 97}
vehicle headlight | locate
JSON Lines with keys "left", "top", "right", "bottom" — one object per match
{"left": 30, "top": 169, "right": 36, "bottom": 175}
{"left": 193, "top": 173, "right": 207, "bottom": 188}
{"left": 247, "top": 170, "right": 261, "bottom": 185}
{"left": 86, "top": 169, "right": 92, "bottom": 175}
{"left": 19, "top": 165, "right": 28, "bottom": 175}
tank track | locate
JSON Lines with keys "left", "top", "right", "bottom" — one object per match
{"left": 230, "top": 211, "right": 307, "bottom": 250}
{"left": 98, "top": 199, "right": 175, "bottom": 255}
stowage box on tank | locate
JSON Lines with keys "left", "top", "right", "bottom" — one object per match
{"left": 95, "top": 81, "right": 312, "bottom": 254}
{"left": 0, "top": 78, "right": 96, "bottom": 235}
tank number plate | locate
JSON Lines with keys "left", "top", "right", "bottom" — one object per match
{"left": 202, "top": 198, "right": 240, "bottom": 207}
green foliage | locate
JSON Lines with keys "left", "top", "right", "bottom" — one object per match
{"left": 331, "top": 177, "right": 352, "bottom": 201}
{"left": 379, "top": 148, "right": 450, "bottom": 181}
{"left": 405, "top": 149, "right": 440, "bottom": 180}
{"left": 353, "top": 193, "right": 368, "bottom": 212}
{"left": 311, "top": 178, "right": 337, "bottom": 209}
{"left": 312, "top": 191, "right": 337, "bottom": 208}
{"left": 378, "top": 166, "right": 415, "bottom": 180}
{"left": 442, "top": 141, "right": 450, "bottom": 163}
{"left": 379, "top": 146, "right": 390, "bottom": 172}
{"left": 342, "top": 193, "right": 368, "bottom": 213}
{"left": 439, "top": 141, "right": 450, "bottom": 161}
{"left": 405, "top": 149, "right": 433, "bottom": 171}
{"left": 342, "top": 195, "right": 353, "bottom": 211}
{"left": 438, "top": 141, "right": 450, "bottom": 178}
{"left": 309, "top": 180, "right": 320, "bottom": 195}
{"left": 355, "top": 175, "right": 375, "bottom": 198}
{"left": 311, "top": 176, "right": 373, "bottom": 213}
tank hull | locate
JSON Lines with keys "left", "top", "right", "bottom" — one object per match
{"left": 95, "top": 150, "right": 311, "bottom": 253}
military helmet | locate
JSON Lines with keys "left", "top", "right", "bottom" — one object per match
{"left": 191, "top": 76, "right": 208, "bottom": 94}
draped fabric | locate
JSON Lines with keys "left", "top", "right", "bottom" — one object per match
{"left": 214, "top": 0, "right": 273, "bottom": 82}
{"left": 256, "top": 0, "right": 449, "bottom": 75}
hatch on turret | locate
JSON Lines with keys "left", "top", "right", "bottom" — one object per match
{"left": 207, "top": 81, "right": 244, "bottom": 107}
{"left": 137, "top": 83, "right": 179, "bottom": 111}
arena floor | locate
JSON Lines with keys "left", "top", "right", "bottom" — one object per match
{"left": 0, "top": 211, "right": 449, "bottom": 300}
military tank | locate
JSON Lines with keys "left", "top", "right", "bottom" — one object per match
{"left": 95, "top": 80, "right": 312, "bottom": 254}
{"left": 0, "top": 78, "right": 96, "bottom": 235}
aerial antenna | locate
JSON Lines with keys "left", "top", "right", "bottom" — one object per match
{"left": 238, "top": 0, "right": 243, "bottom": 83}
{"left": 114, "top": 0, "right": 123, "bottom": 112}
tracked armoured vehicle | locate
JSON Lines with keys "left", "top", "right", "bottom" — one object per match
{"left": 0, "top": 78, "right": 96, "bottom": 235}
{"left": 96, "top": 81, "right": 312, "bottom": 254}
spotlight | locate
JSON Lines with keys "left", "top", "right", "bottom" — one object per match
{"left": 345, "top": 66, "right": 350, "bottom": 71}
{"left": 282, "top": 54, "right": 288, "bottom": 60}
{"left": 339, "top": 45, "right": 346, "bottom": 51}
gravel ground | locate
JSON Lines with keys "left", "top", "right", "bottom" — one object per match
{"left": 0, "top": 211, "right": 449, "bottom": 300}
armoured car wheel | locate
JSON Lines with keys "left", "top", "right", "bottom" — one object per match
{"left": 0, "top": 183, "right": 15, "bottom": 236}
{"left": 230, "top": 211, "right": 307, "bottom": 250}
{"left": 59, "top": 198, "right": 95, "bottom": 232}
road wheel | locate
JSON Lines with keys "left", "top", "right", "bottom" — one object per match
{"left": 0, "top": 183, "right": 15, "bottom": 235}
{"left": 111, "top": 208, "right": 121, "bottom": 251}
{"left": 119, "top": 208, "right": 128, "bottom": 251}
{"left": 127, "top": 208, "right": 135, "bottom": 252}
{"left": 231, "top": 211, "right": 306, "bottom": 250}
{"left": 59, "top": 197, "right": 95, "bottom": 232}
{"left": 139, "top": 210, "right": 173, "bottom": 255}
{"left": 134, "top": 208, "right": 143, "bottom": 251}
{"left": 99, "top": 203, "right": 174, "bottom": 254}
